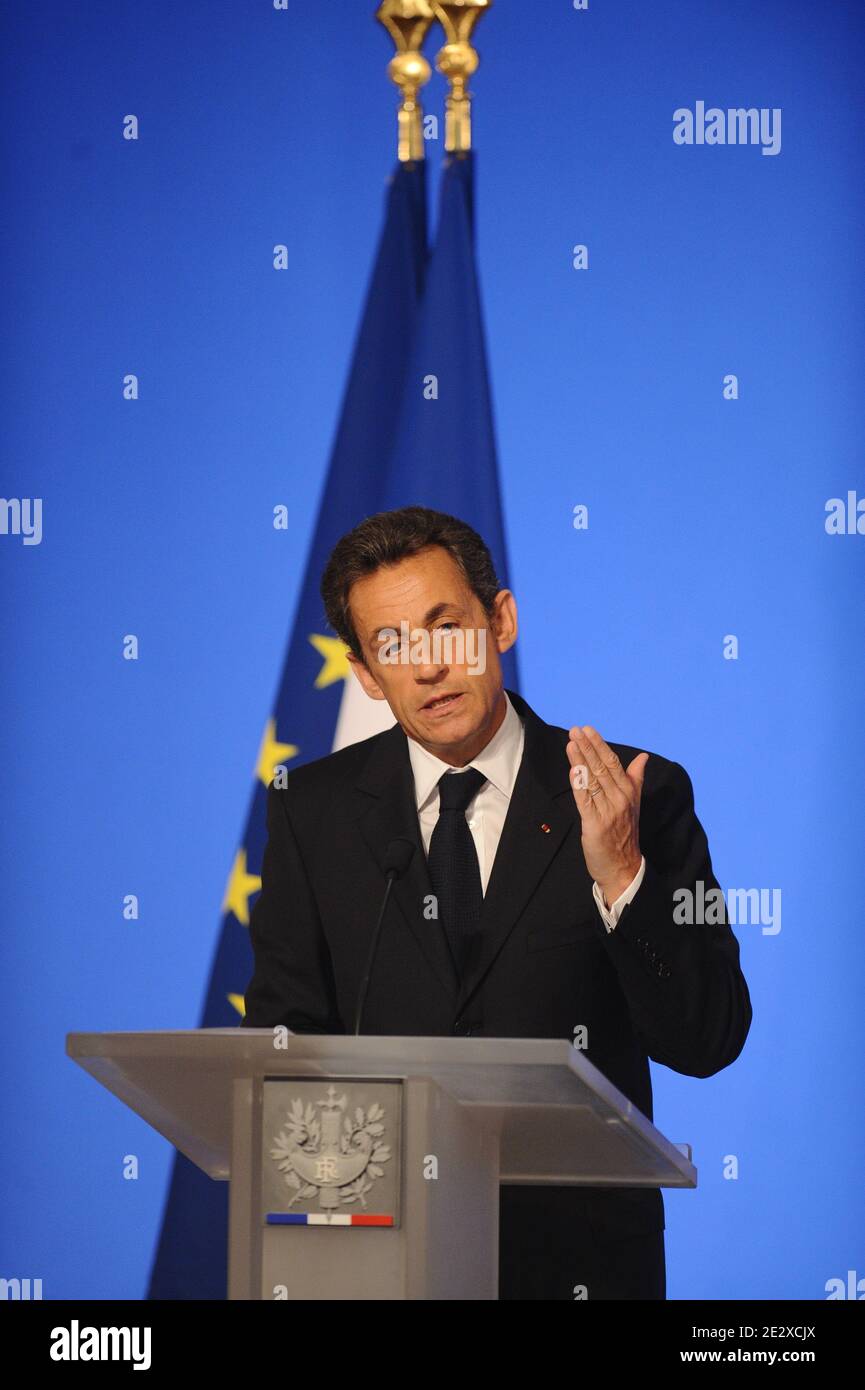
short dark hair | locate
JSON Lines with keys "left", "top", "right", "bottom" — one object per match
{"left": 320, "top": 505, "right": 502, "bottom": 660}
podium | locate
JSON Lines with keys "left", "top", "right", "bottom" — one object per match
{"left": 66, "top": 1030, "right": 696, "bottom": 1300}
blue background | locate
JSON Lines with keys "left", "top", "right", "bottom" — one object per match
{"left": 1, "top": 0, "right": 863, "bottom": 1299}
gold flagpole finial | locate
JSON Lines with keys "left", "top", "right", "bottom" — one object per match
{"left": 431, "top": 0, "right": 491, "bottom": 155}
{"left": 376, "top": 1, "right": 436, "bottom": 164}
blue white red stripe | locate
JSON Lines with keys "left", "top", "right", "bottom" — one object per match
{"left": 266, "top": 1213, "right": 394, "bottom": 1226}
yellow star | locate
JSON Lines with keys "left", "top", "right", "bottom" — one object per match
{"left": 256, "top": 716, "right": 298, "bottom": 786}
{"left": 223, "top": 848, "right": 261, "bottom": 927}
{"left": 309, "top": 632, "right": 351, "bottom": 688}
{"left": 228, "top": 992, "right": 246, "bottom": 1019}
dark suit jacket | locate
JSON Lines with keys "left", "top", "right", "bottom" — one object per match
{"left": 241, "top": 688, "right": 752, "bottom": 1297}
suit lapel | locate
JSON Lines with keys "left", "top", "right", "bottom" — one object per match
{"left": 352, "top": 722, "right": 461, "bottom": 1003}
{"left": 456, "top": 691, "right": 582, "bottom": 1013}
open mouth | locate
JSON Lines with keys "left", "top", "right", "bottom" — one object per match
{"left": 421, "top": 692, "right": 464, "bottom": 715}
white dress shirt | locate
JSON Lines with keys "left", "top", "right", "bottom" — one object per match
{"left": 407, "top": 691, "right": 645, "bottom": 931}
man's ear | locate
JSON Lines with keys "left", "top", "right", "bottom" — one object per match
{"left": 490, "top": 589, "right": 518, "bottom": 654}
{"left": 347, "top": 650, "right": 387, "bottom": 701}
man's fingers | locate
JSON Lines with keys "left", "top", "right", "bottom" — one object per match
{"left": 579, "top": 725, "right": 633, "bottom": 798}
{"left": 569, "top": 726, "right": 624, "bottom": 806}
{"left": 568, "top": 728, "right": 606, "bottom": 794}
{"left": 565, "top": 739, "right": 593, "bottom": 790}
{"left": 568, "top": 729, "right": 612, "bottom": 811}
{"left": 626, "top": 751, "right": 650, "bottom": 800}
{"left": 569, "top": 726, "right": 603, "bottom": 777}
{"left": 566, "top": 739, "right": 600, "bottom": 817}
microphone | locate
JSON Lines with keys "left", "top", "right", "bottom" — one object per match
{"left": 354, "top": 838, "right": 415, "bottom": 1036}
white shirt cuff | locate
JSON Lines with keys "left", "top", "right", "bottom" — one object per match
{"left": 593, "top": 856, "right": 646, "bottom": 933}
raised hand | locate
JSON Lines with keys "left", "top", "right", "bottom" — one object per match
{"left": 566, "top": 725, "right": 648, "bottom": 907}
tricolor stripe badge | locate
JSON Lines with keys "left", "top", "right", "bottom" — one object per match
{"left": 266, "top": 1213, "right": 394, "bottom": 1226}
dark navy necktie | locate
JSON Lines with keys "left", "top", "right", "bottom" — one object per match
{"left": 427, "top": 766, "right": 487, "bottom": 978}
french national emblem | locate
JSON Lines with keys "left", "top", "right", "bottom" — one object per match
{"left": 261, "top": 1079, "right": 402, "bottom": 1228}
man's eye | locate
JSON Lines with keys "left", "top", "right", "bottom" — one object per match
{"left": 437, "top": 621, "right": 459, "bottom": 631}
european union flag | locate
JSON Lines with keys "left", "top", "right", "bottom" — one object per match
{"left": 147, "top": 161, "right": 427, "bottom": 1299}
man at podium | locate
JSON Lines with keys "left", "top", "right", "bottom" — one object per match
{"left": 241, "top": 505, "right": 752, "bottom": 1300}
